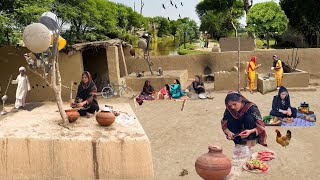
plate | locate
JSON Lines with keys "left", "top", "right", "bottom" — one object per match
{"left": 251, "top": 150, "right": 277, "bottom": 162}
{"left": 242, "top": 162, "right": 270, "bottom": 174}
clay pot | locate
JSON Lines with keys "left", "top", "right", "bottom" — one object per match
{"left": 96, "top": 111, "right": 115, "bottom": 126}
{"left": 65, "top": 109, "right": 80, "bottom": 123}
{"left": 195, "top": 145, "right": 231, "bottom": 180}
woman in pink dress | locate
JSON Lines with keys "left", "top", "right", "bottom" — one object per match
{"left": 157, "top": 84, "right": 171, "bottom": 100}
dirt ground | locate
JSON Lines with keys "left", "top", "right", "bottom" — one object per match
{"left": 1, "top": 80, "right": 320, "bottom": 180}
{"left": 131, "top": 81, "right": 320, "bottom": 180}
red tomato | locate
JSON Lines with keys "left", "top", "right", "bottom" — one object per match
{"left": 262, "top": 167, "right": 267, "bottom": 171}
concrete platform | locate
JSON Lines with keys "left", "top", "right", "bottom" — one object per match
{"left": 124, "top": 70, "right": 188, "bottom": 92}
{"left": 0, "top": 102, "right": 154, "bottom": 179}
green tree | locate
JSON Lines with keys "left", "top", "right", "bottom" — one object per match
{"left": 247, "top": 1, "right": 288, "bottom": 49}
{"left": 280, "top": 0, "right": 320, "bottom": 47}
{"left": 196, "top": 0, "right": 244, "bottom": 40}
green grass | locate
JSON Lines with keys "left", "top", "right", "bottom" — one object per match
{"left": 256, "top": 38, "right": 276, "bottom": 49}
{"left": 177, "top": 43, "right": 209, "bottom": 55}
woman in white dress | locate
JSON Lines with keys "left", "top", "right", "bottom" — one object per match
{"left": 12, "top": 66, "right": 31, "bottom": 109}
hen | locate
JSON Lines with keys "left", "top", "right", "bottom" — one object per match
{"left": 275, "top": 129, "right": 291, "bottom": 148}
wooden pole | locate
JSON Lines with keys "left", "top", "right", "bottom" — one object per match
{"left": 70, "top": 81, "right": 73, "bottom": 103}
{"left": 238, "top": 32, "right": 241, "bottom": 92}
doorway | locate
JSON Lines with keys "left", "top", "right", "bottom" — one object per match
{"left": 82, "top": 47, "right": 109, "bottom": 91}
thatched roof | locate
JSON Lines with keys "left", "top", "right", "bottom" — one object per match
{"left": 71, "top": 39, "right": 124, "bottom": 51}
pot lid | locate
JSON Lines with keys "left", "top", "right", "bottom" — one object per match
{"left": 300, "top": 102, "right": 309, "bottom": 107}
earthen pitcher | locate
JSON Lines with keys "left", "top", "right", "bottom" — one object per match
{"left": 96, "top": 111, "right": 115, "bottom": 126}
{"left": 195, "top": 145, "right": 231, "bottom": 180}
{"left": 65, "top": 109, "right": 80, "bottom": 123}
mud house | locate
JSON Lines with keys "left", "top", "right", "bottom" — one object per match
{"left": 0, "top": 39, "right": 129, "bottom": 103}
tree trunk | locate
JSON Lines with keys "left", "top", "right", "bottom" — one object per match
{"left": 266, "top": 34, "right": 270, "bottom": 49}
{"left": 183, "top": 32, "right": 186, "bottom": 49}
{"left": 6, "top": 28, "right": 10, "bottom": 45}
{"left": 52, "top": 34, "right": 68, "bottom": 124}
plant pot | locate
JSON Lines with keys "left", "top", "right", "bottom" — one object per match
{"left": 96, "top": 111, "right": 115, "bottom": 126}
{"left": 65, "top": 109, "right": 80, "bottom": 123}
{"left": 195, "top": 145, "right": 231, "bottom": 180}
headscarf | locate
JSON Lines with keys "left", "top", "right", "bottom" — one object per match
{"left": 277, "top": 86, "right": 290, "bottom": 107}
{"left": 247, "top": 56, "right": 257, "bottom": 73}
{"left": 273, "top": 55, "right": 278, "bottom": 67}
{"left": 81, "top": 71, "right": 93, "bottom": 89}
{"left": 76, "top": 71, "right": 97, "bottom": 104}
{"left": 224, "top": 91, "right": 252, "bottom": 120}
{"left": 222, "top": 91, "right": 267, "bottom": 146}
{"left": 142, "top": 80, "right": 154, "bottom": 94}
{"left": 19, "top": 66, "right": 26, "bottom": 72}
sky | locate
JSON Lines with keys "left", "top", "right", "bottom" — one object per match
{"left": 110, "top": 0, "right": 279, "bottom": 26}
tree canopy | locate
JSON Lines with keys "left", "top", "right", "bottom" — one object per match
{"left": 280, "top": 0, "right": 320, "bottom": 46}
{"left": 247, "top": 1, "right": 288, "bottom": 48}
{"left": 196, "top": 0, "right": 244, "bottom": 40}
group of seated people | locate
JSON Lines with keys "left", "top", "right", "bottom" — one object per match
{"left": 136, "top": 75, "right": 207, "bottom": 104}
{"left": 222, "top": 85, "right": 297, "bottom": 147}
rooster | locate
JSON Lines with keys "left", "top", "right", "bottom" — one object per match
{"left": 275, "top": 129, "right": 292, "bottom": 148}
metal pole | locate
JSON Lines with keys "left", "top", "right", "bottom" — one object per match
{"left": 238, "top": 33, "right": 241, "bottom": 93}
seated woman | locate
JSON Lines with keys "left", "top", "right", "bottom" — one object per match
{"left": 140, "top": 80, "right": 155, "bottom": 100}
{"left": 157, "top": 84, "right": 171, "bottom": 100}
{"left": 270, "top": 86, "right": 297, "bottom": 119}
{"left": 221, "top": 91, "right": 267, "bottom": 147}
{"left": 72, "top": 71, "right": 99, "bottom": 117}
{"left": 192, "top": 75, "right": 205, "bottom": 94}
{"left": 170, "top": 79, "right": 186, "bottom": 99}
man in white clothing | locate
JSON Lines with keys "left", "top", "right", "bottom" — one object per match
{"left": 12, "top": 66, "right": 31, "bottom": 109}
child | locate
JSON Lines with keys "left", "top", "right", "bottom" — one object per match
{"left": 157, "top": 84, "right": 171, "bottom": 100}
{"left": 12, "top": 66, "right": 31, "bottom": 109}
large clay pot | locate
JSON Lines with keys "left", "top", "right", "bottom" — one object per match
{"left": 96, "top": 111, "right": 115, "bottom": 126}
{"left": 65, "top": 109, "right": 80, "bottom": 123}
{"left": 195, "top": 145, "right": 231, "bottom": 180}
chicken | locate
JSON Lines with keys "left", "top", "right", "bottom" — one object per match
{"left": 275, "top": 129, "right": 291, "bottom": 148}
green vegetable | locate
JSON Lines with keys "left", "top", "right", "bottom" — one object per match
{"left": 263, "top": 115, "right": 274, "bottom": 124}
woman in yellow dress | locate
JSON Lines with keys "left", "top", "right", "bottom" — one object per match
{"left": 271, "top": 55, "right": 283, "bottom": 87}
{"left": 247, "top": 56, "right": 261, "bottom": 94}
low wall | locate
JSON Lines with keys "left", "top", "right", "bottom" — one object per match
{"left": 124, "top": 70, "right": 188, "bottom": 92}
{"left": 214, "top": 71, "right": 248, "bottom": 91}
{"left": 0, "top": 103, "right": 154, "bottom": 179}
{"left": 125, "top": 48, "right": 320, "bottom": 80}
{"left": 274, "top": 69, "right": 310, "bottom": 87}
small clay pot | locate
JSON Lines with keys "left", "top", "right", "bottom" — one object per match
{"left": 195, "top": 145, "right": 231, "bottom": 180}
{"left": 96, "top": 111, "right": 115, "bottom": 126}
{"left": 65, "top": 109, "right": 80, "bottom": 123}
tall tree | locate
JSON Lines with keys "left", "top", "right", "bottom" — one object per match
{"left": 196, "top": 0, "right": 244, "bottom": 40}
{"left": 280, "top": 0, "right": 320, "bottom": 47}
{"left": 247, "top": 1, "right": 289, "bottom": 48}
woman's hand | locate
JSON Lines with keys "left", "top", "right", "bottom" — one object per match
{"left": 239, "top": 130, "right": 253, "bottom": 139}
{"left": 224, "top": 129, "right": 235, "bottom": 140}
{"left": 78, "top": 101, "right": 86, "bottom": 108}
{"left": 287, "top": 108, "right": 292, "bottom": 116}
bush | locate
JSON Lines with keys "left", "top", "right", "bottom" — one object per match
{"left": 178, "top": 48, "right": 188, "bottom": 55}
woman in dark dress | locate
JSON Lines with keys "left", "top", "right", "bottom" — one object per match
{"left": 270, "top": 86, "right": 297, "bottom": 118}
{"left": 72, "top": 71, "right": 99, "bottom": 117}
{"left": 221, "top": 91, "right": 267, "bottom": 147}
{"left": 140, "top": 80, "right": 155, "bottom": 100}
{"left": 192, "top": 75, "right": 205, "bottom": 94}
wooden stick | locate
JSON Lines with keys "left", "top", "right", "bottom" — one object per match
{"left": 70, "top": 81, "right": 73, "bottom": 103}
{"left": 181, "top": 99, "right": 187, "bottom": 111}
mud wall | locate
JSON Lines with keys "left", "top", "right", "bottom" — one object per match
{"left": 125, "top": 48, "right": 320, "bottom": 78}
{"left": 0, "top": 46, "right": 83, "bottom": 103}
{"left": 219, "top": 37, "right": 255, "bottom": 52}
